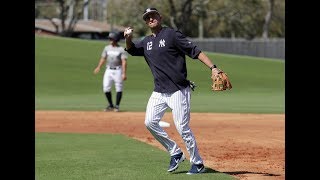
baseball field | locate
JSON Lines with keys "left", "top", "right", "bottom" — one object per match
{"left": 35, "top": 35, "right": 285, "bottom": 180}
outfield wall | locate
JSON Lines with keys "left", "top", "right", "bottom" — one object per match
{"left": 190, "top": 38, "right": 285, "bottom": 60}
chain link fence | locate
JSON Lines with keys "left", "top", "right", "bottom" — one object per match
{"left": 190, "top": 38, "right": 285, "bottom": 60}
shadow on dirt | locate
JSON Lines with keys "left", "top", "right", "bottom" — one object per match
{"left": 223, "top": 170, "right": 281, "bottom": 177}
{"left": 171, "top": 167, "right": 220, "bottom": 174}
{"left": 172, "top": 168, "right": 280, "bottom": 177}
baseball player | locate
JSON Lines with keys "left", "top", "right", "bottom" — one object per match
{"left": 124, "top": 7, "right": 223, "bottom": 174}
{"left": 93, "top": 32, "right": 128, "bottom": 112}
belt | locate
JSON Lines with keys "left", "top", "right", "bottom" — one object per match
{"left": 108, "top": 66, "right": 121, "bottom": 70}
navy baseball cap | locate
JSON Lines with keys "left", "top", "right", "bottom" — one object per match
{"left": 142, "top": 7, "right": 160, "bottom": 20}
{"left": 108, "top": 32, "right": 119, "bottom": 42}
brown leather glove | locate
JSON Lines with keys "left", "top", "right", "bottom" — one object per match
{"left": 211, "top": 68, "right": 232, "bottom": 91}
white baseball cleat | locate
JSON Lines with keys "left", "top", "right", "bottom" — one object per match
{"left": 114, "top": 105, "right": 120, "bottom": 112}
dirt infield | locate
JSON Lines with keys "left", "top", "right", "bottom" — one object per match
{"left": 35, "top": 111, "right": 285, "bottom": 180}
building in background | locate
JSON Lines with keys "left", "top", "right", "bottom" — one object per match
{"left": 35, "top": 19, "right": 125, "bottom": 40}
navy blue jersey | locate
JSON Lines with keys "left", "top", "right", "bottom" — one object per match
{"left": 126, "top": 27, "right": 201, "bottom": 93}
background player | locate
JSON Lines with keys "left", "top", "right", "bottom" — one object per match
{"left": 93, "top": 32, "right": 128, "bottom": 112}
{"left": 124, "top": 7, "right": 226, "bottom": 174}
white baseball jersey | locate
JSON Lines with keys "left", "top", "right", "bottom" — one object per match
{"left": 101, "top": 45, "right": 128, "bottom": 92}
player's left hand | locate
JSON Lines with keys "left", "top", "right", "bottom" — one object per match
{"left": 122, "top": 74, "right": 127, "bottom": 81}
{"left": 94, "top": 67, "right": 100, "bottom": 74}
{"left": 211, "top": 68, "right": 232, "bottom": 91}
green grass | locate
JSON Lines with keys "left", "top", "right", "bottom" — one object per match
{"left": 35, "top": 36, "right": 282, "bottom": 180}
{"left": 36, "top": 133, "right": 236, "bottom": 180}
{"left": 35, "top": 35, "right": 284, "bottom": 113}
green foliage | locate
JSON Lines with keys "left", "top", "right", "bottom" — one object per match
{"left": 35, "top": 0, "right": 285, "bottom": 38}
{"left": 36, "top": 132, "right": 236, "bottom": 180}
{"left": 35, "top": 36, "right": 284, "bottom": 113}
{"left": 105, "top": 0, "right": 285, "bottom": 38}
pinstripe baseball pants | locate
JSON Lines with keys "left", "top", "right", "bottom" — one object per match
{"left": 144, "top": 86, "right": 203, "bottom": 165}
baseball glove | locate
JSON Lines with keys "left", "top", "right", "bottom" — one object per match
{"left": 211, "top": 68, "right": 232, "bottom": 91}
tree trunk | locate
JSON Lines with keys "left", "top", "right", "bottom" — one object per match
{"left": 198, "top": 16, "right": 203, "bottom": 39}
{"left": 83, "top": 0, "right": 89, "bottom": 20}
{"left": 262, "top": 0, "right": 274, "bottom": 39}
{"left": 168, "top": 0, "right": 178, "bottom": 30}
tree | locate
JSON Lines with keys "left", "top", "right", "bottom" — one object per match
{"left": 262, "top": 0, "right": 274, "bottom": 39}
{"left": 103, "top": 0, "right": 284, "bottom": 38}
{"left": 36, "top": 0, "right": 284, "bottom": 38}
{"left": 49, "top": 0, "right": 84, "bottom": 37}
{"left": 167, "top": 0, "right": 196, "bottom": 35}
{"left": 193, "top": 0, "right": 209, "bottom": 39}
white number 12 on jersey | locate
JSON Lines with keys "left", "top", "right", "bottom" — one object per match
{"left": 147, "top": 42, "right": 153, "bottom": 50}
